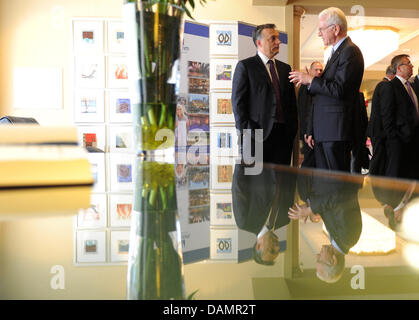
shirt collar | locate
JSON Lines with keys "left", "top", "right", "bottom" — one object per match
{"left": 333, "top": 35, "right": 348, "bottom": 52}
{"left": 258, "top": 50, "right": 272, "bottom": 65}
{"left": 396, "top": 75, "right": 407, "bottom": 85}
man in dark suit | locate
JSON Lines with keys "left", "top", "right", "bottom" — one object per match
{"left": 369, "top": 55, "right": 419, "bottom": 180}
{"left": 289, "top": 172, "right": 363, "bottom": 283}
{"left": 297, "top": 61, "right": 323, "bottom": 168}
{"left": 232, "top": 24, "right": 297, "bottom": 165}
{"left": 232, "top": 164, "right": 296, "bottom": 265}
{"left": 412, "top": 66, "right": 419, "bottom": 96}
{"left": 289, "top": 7, "right": 364, "bottom": 172}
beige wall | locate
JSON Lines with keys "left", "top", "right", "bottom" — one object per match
{"left": 0, "top": 0, "right": 286, "bottom": 124}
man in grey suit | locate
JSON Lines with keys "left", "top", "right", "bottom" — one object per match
{"left": 289, "top": 7, "right": 364, "bottom": 172}
{"left": 232, "top": 24, "right": 297, "bottom": 165}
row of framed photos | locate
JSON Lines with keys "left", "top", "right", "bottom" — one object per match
{"left": 73, "top": 19, "right": 126, "bottom": 55}
{"left": 74, "top": 55, "right": 128, "bottom": 90}
{"left": 75, "top": 229, "right": 129, "bottom": 264}
{"left": 74, "top": 89, "right": 132, "bottom": 124}
{"left": 78, "top": 125, "right": 134, "bottom": 153}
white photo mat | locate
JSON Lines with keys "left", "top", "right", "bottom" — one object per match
{"left": 73, "top": 20, "right": 104, "bottom": 54}
{"left": 210, "top": 92, "right": 235, "bottom": 124}
{"left": 107, "top": 20, "right": 126, "bottom": 54}
{"left": 87, "top": 153, "right": 107, "bottom": 192}
{"left": 210, "top": 193, "right": 236, "bottom": 226}
{"left": 77, "top": 194, "right": 107, "bottom": 228}
{"left": 74, "top": 56, "right": 105, "bottom": 89}
{"left": 210, "top": 228, "right": 238, "bottom": 260}
{"left": 110, "top": 230, "right": 130, "bottom": 262}
{"left": 109, "top": 194, "right": 133, "bottom": 227}
{"left": 209, "top": 23, "right": 238, "bottom": 56}
{"left": 107, "top": 90, "right": 133, "bottom": 123}
{"left": 76, "top": 230, "right": 107, "bottom": 263}
{"left": 108, "top": 153, "right": 135, "bottom": 192}
{"left": 209, "top": 58, "right": 238, "bottom": 90}
{"left": 210, "top": 162, "right": 235, "bottom": 190}
{"left": 210, "top": 126, "right": 239, "bottom": 157}
{"left": 107, "top": 56, "right": 129, "bottom": 89}
{"left": 74, "top": 89, "right": 105, "bottom": 123}
{"left": 77, "top": 125, "right": 106, "bottom": 151}
{"left": 108, "top": 125, "right": 134, "bottom": 153}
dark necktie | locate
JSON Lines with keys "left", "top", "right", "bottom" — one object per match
{"left": 268, "top": 60, "right": 283, "bottom": 123}
{"left": 266, "top": 172, "right": 281, "bottom": 230}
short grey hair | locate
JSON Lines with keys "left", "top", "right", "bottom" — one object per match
{"left": 385, "top": 65, "right": 396, "bottom": 76}
{"left": 319, "top": 7, "right": 348, "bottom": 34}
{"left": 316, "top": 253, "right": 345, "bottom": 283}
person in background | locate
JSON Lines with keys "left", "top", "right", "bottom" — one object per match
{"left": 232, "top": 23, "right": 297, "bottom": 165}
{"left": 411, "top": 66, "right": 419, "bottom": 96}
{"left": 297, "top": 61, "right": 323, "bottom": 168}
{"left": 383, "top": 65, "right": 396, "bottom": 82}
{"left": 289, "top": 7, "right": 364, "bottom": 172}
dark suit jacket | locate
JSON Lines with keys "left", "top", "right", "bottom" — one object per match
{"left": 297, "top": 84, "right": 312, "bottom": 141}
{"left": 351, "top": 92, "right": 370, "bottom": 172}
{"left": 307, "top": 37, "right": 364, "bottom": 142}
{"left": 298, "top": 173, "right": 362, "bottom": 254}
{"left": 412, "top": 76, "right": 419, "bottom": 98}
{"left": 231, "top": 164, "right": 296, "bottom": 235}
{"left": 232, "top": 54, "right": 297, "bottom": 141}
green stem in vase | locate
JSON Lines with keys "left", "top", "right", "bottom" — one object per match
{"left": 158, "top": 103, "right": 167, "bottom": 127}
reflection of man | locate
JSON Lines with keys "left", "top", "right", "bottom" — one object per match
{"left": 297, "top": 61, "right": 323, "bottom": 168}
{"left": 289, "top": 173, "right": 363, "bottom": 283}
{"left": 232, "top": 164, "right": 296, "bottom": 265}
{"left": 289, "top": 7, "right": 364, "bottom": 172}
{"left": 232, "top": 24, "right": 297, "bottom": 165}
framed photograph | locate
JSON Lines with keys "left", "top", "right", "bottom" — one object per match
{"left": 189, "top": 188, "right": 210, "bottom": 207}
{"left": 107, "top": 56, "right": 129, "bottom": 89}
{"left": 74, "top": 90, "right": 105, "bottom": 123}
{"left": 187, "top": 94, "right": 209, "bottom": 114}
{"left": 210, "top": 92, "right": 234, "bottom": 124}
{"left": 87, "top": 153, "right": 106, "bottom": 192}
{"left": 188, "top": 206, "right": 210, "bottom": 224}
{"left": 76, "top": 230, "right": 106, "bottom": 263}
{"left": 211, "top": 163, "right": 235, "bottom": 190}
{"left": 210, "top": 58, "right": 238, "bottom": 90}
{"left": 108, "top": 125, "right": 134, "bottom": 153}
{"left": 110, "top": 231, "right": 130, "bottom": 262}
{"left": 209, "top": 23, "right": 238, "bottom": 56}
{"left": 74, "top": 56, "right": 105, "bottom": 89}
{"left": 107, "top": 20, "right": 126, "bottom": 54}
{"left": 188, "top": 77, "right": 209, "bottom": 95}
{"left": 109, "top": 153, "right": 135, "bottom": 192}
{"left": 210, "top": 193, "right": 236, "bottom": 226}
{"left": 108, "top": 91, "right": 132, "bottom": 123}
{"left": 210, "top": 228, "right": 238, "bottom": 260}
{"left": 77, "top": 125, "right": 106, "bottom": 152}
{"left": 210, "top": 126, "right": 239, "bottom": 157}
{"left": 73, "top": 20, "right": 104, "bottom": 54}
{"left": 109, "top": 194, "right": 133, "bottom": 227}
{"left": 77, "top": 194, "right": 107, "bottom": 228}
{"left": 187, "top": 61, "right": 210, "bottom": 79}
{"left": 188, "top": 165, "right": 209, "bottom": 190}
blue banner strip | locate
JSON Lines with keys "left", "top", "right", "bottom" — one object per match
{"left": 184, "top": 21, "right": 209, "bottom": 38}
{"left": 238, "top": 23, "right": 255, "bottom": 38}
{"left": 279, "top": 32, "right": 288, "bottom": 44}
{"left": 183, "top": 247, "right": 210, "bottom": 264}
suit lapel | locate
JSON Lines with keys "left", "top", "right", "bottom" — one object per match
{"left": 322, "top": 37, "right": 350, "bottom": 75}
{"left": 254, "top": 55, "right": 272, "bottom": 85}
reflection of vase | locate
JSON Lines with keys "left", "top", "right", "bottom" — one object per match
{"left": 123, "top": 1, "right": 183, "bottom": 157}
{"left": 127, "top": 160, "right": 185, "bottom": 300}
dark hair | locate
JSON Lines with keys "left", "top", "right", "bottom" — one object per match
{"left": 252, "top": 24, "right": 276, "bottom": 47}
{"left": 391, "top": 54, "right": 410, "bottom": 73}
{"left": 252, "top": 242, "right": 275, "bottom": 266}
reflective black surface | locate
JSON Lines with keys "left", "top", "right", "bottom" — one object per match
{"left": 2, "top": 156, "right": 419, "bottom": 299}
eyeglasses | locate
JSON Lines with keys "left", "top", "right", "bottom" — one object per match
{"left": 318, "top": 24, "right": 335, "bottom": 33}
{"left": 399, "top": 62, "right": 413, "bottom": 67}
